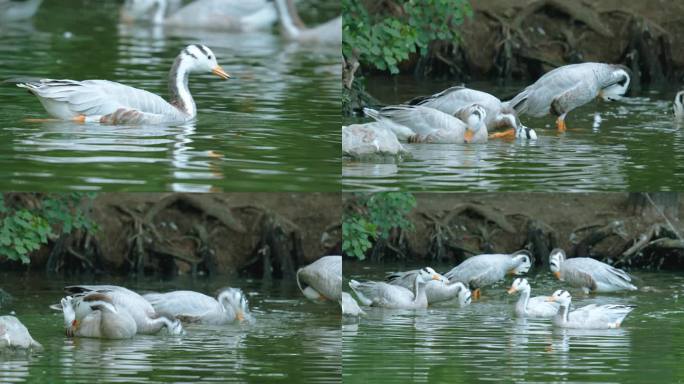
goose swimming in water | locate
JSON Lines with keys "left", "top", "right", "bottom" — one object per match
{"left": 121, "top": 0, "right": 276, "bottom": 31}
{"left": 507, "top": 63, "right": 630, "bottom": 132}
{"left": 57, "top": 285, "right": 184, "bottom": 335}
{"left": 386, "top": 268, "right": 471, "bottom": 306}
{"left": 11, "top": 44, "right": 230, "bottom": 125}
{"left": 507, "top": 278, "right": 559, "bottom": 318}
{"left": 0, "top": 315, "right": 42, "bottom": 351}
{"left": 296, "top": 255, "right": 342, "bottom": 302}
{"left": 143, "top": 288, "right": 251, "bottom": 325}
{"left": 364, "top": 104, "right": 489, "bottom": 144}
{"left": 342, "top": 123, "right": 407, "bottom": 159}
{"left": 549, "top": 248, "right": 637, "bottom": 293}
{"left": 547, "top": 290, "right": 635, "bottom": 329}
{"left": 60, "top": 293, "right": 138, "bottom": 339}
{"left": 675, "top": 91, "right": 684, "bottom": 121}
{"left": 349, "top": 268, "right": 442, "bottom": 309}
{"left": 273, "top": 0, "right": 341, "bottom": 44}
{"left": 444, "top": 250, "right": 532, "bottom": 299}
{"left": 0, "top": 0, "right": 42, "bottom": 22}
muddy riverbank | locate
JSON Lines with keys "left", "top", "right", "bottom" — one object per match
{"left": 346, "top": 193, "right": 684, "bottom": 270}
{"left": 1, "top": 193, "right": 341, "bottom": 276}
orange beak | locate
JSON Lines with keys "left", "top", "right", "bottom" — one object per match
{"left": 71, "top": 319, "right": 80, "bottom": 329}
{"left": 432, "top": 274, "right": 441, "bottom": 281}
{"left": 236, "top": 311, "right": 244, "bottom": 321}
{"left": 546, "top": 296, "right": 556, "bottom": 302}
{"left": 463, "top": 129, "right": 474, "bottom": 143}
{"left": 553, "top": 271, "right": 561, "bottom": 279}
{"left": 507, "top": 287, "right": 517, "bottom": 295}
{"left": 212, "top": 65, "right": 231, "bottom": 80}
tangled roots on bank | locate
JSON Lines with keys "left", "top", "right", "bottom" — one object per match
{"left": 366, "top": 196, "right": 684, "bottom": 270}
{"left": 33, "top": 194, "right": 341, "bottom": 277}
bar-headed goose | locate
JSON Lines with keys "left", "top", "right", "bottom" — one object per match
{"left": 349, "top": 267, "right": 442, "bottom": 309}
{"left": 0, "top": 315, "right": 42, "bottom": 351}
{"left": 507, "top": 63, "right": 630, "bottom": 132}
{"left": 549, "top": 248, "right": 637, "bottom": 293}
{"left": 0, "top": 0, "right": 42, "bottom": 22}
{"left": 507, "top": 278, "right": 558, "bottom": 318}
{"left": 408, "top": 85, "right": 535, "bottom": 138}
{"left": 120, "top": 0, "right": 180, "bottom": 24}
{"left": 364, "top": 104, "right": 488, "bottom": 144}
{"left": 60, "top": 293, "right": 137, "bottom": 339}
{"left": 386, "top": 268, "right": 471, "bottom": 306}
{"left": 674, "top": 91, "right": 684, "bottom": 121}
{"left": 143, "top": 288, "right": 250, "bottom": 325}
{"left": 341, "top": 292, "right": 365, "bottom": 317}
{"left": 547, "top": 290, "right": 635, "bottom": 329}
{"left": 121, "top": 0, "right": 276, "bottom": 31}
{"left": 296, "top": 255, "right": 342, "bottom": 302}
{"left": 342, "top": 123, "right": 407, "bottom": 159}
{"left": 61, "top": 285, "right": 183, "bottom": 335}
{"left": 273, "top": 0, "right": 341, "bottom": 44}
{"left": 444, "top": 250, "right": 532, "bottom": 299}
{"left": 12, "top": 44, "right": 230, "bottom": 125}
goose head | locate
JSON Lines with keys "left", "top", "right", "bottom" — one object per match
{"left": 549, "top": 248, "right": 566, "bottom": 279}
{"left": 674, "top": 91, "right": 684, "bottom": 119}
{"left": 510, "top": 251, "right": 532, "bottom": 275}
{"left": 419, "top": 267, "right": 446, "bottom": 283}
{"left": 218, "top": 288, "right": 250, "bottom": 322}
{"left": 547, "top": 289, "right": 572, "bottom": 307}
{"left": 180, "top": 44, "right": 231, "bottom": 80}
{"left": 599, "top": 66, "right": 630, "bottom": 101}
{"left": 507, "top": 277, "right": 530, "bottom": 295}
{"left": 516, "top": 125, "right": 538, "bottom": 140}
{"left": 456, "top": 283, "right": 472, "bottom": 306}
{"left": 460, "top": 104, "right": 487, "bottom": 143}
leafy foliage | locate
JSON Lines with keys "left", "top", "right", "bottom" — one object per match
{"left": 343, "top": 0, "right": 472, "bottom": 74}
{"left": 343, "top": 192, "right": 416, "bottom": 260}
{"left": 0, "top": 193, "right": 97, "bottom": 264}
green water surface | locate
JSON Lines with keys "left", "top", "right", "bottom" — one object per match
{"left": 344, "top": 76, "right": 684, "bottom": 192}
{"left": 0, "top": 272, "right": 340, "bottom": 383}
{"left": 0, "top": 0, "right": 340, "bottom": 192}
{"left": 343, "top": 262, "right": 684, "bottom": 383}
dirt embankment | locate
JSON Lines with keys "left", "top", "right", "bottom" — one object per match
{"left": 6, "top": 193, "right": 341, "bottom": 277}
{"left": 408, "top": 0, "right": 684, "bottom": 85}
{"left": 363, "top": 193, "right": 684, "bottom": 270}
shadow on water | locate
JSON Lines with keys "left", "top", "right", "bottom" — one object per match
{"left": 0, "top": 0, "right": 340, "bottom": 192}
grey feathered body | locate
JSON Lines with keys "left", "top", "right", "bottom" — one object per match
{"left": 508, "top": 63, "right": 624, "bottom": 117}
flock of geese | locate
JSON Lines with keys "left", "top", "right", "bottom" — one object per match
{"left": 343, "top": 62, "right": 684, "bottom": 159}
{"left": 0, "top": 249, "right": 645, "bottom": 349}
{"left": 344, "top": 248, "right": 638, "bottom": 330}
{"left": 3, "top": 0, "right": 340, "bottom": 125}
{"left": 0, "top": 255, "right": 341, "bottom": 352}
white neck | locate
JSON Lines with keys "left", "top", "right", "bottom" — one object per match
{"left": 274, "top": 0, "right": 301, "bottom": 39}
{"left": 168, "top": 55, "right": 196, "bottom": 117}
{"left": 413, "top": 279, "right": 427, "bottom": 304}
{"left": 556, "top": 304, "right": 570, "bottom": 323}
{"left": 516, "top": 288, "right": 530, "bottom": 314}
{"left": 153, "top": 0, "right": 166, "bottom": 24}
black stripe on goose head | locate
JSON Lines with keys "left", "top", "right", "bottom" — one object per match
{"left": 192, "top": 44, "right": 213, "bottom": 60}
{"left": 183, "top": 48, "right": 198, "bottom": 59}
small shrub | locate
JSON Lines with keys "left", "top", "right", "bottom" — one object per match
{"left": 343, "top": 192, "right": 416, "bottom": 260}
{"left": 343, "top": 0, "right": 472, "bottom": 74}
{"left": 0, "top": 193, "right": 98, "bottom": 264}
